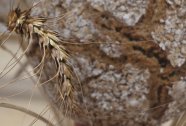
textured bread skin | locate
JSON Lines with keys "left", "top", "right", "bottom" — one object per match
{"left": 3, "top": 0, "right": 186, "bottom": 126}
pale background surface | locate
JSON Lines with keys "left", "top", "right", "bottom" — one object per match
{"left": 0, "top": 35, "right": 51, "bottom": 126}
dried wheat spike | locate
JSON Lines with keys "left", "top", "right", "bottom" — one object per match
{"left": 7, "top": 6, "right": 82, "bottom": 120}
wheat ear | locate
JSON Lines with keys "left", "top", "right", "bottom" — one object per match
{"left": 7, "top": 7, "right": 81, "bottom": 119}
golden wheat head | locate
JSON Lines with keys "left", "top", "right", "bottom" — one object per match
{"left": 6, "top": 5, "right": 80, "bottom": 119}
